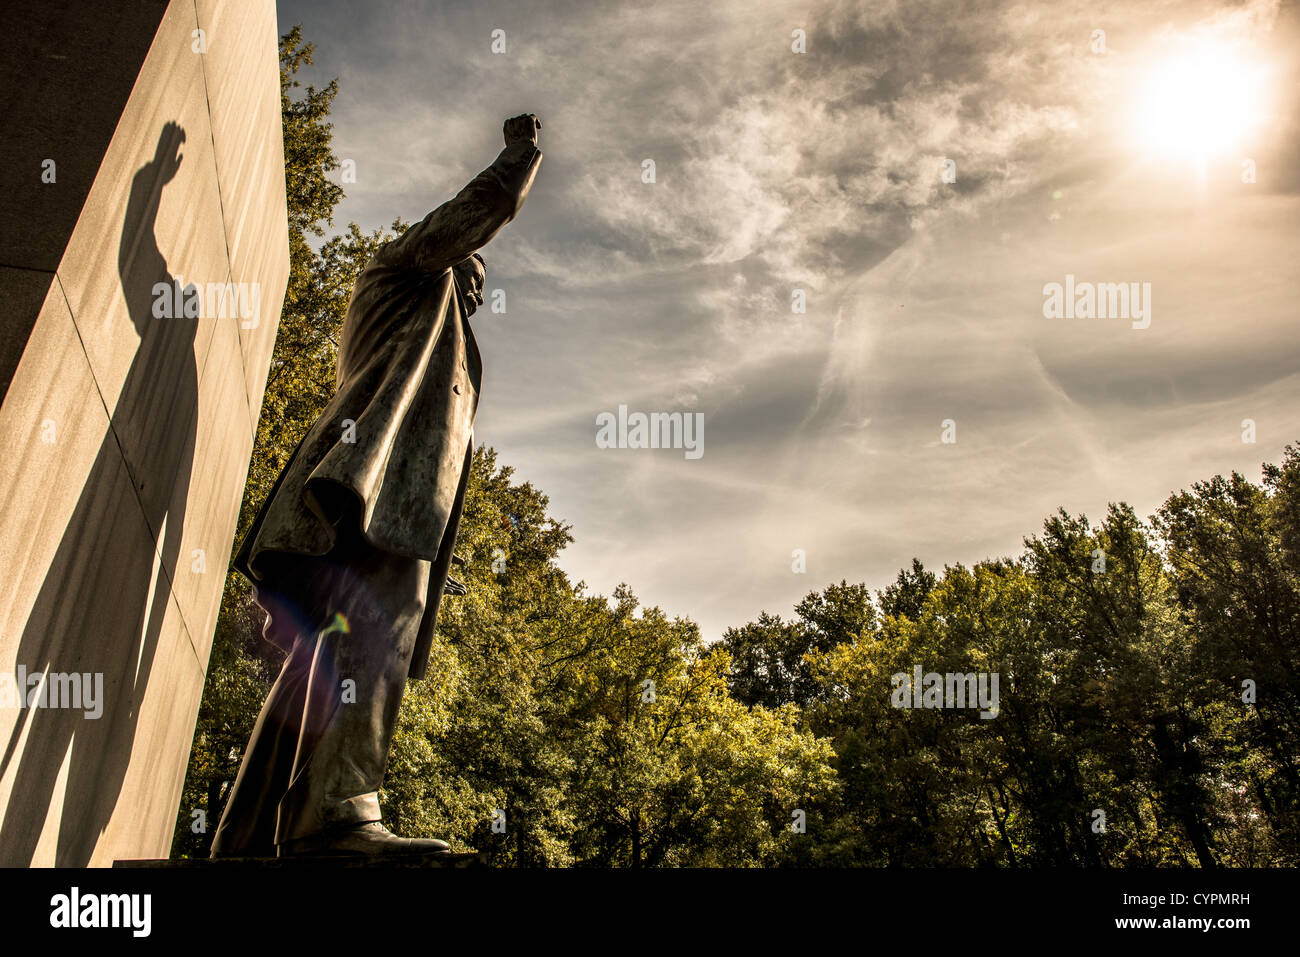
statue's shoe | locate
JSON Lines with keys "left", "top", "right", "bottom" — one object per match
{"left": 277, "top": 821, "right": 451, "bottom": 857}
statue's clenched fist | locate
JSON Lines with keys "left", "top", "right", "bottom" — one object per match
{"left": 504, "top": 113, "right": 541, "bottom": 147}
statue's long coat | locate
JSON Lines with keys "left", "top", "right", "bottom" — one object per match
{"left": 233, "top": 138, "right": 542, "bottom": 680}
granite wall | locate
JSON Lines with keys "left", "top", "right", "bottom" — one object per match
{"left": 0, "top": 0, "right": 288, "bottom": 866}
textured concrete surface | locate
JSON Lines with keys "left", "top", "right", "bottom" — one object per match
{"left": 196, "top": 0, "right": 291, "bottom": 421}
{"left": 0, "top": 0, "right": 288, "bottom": 867}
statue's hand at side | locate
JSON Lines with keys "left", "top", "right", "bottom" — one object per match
{"left": 503, "top": 113, "right": 541, "bottom": 148}
{"left": 444, "top": 552, "right": 469, "bottom": 596}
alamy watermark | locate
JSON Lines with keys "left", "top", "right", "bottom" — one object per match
{"left": 595, "top": 404, "right": 704, "bottom": 460}
{"left": 0, "top": 667, "right": 103, "bottom": 719}
{"left": 1042, "top": 274, "right": 1151, "bottom": 329}
{"left": 49, "top": 887, "right": 150, "bottom": 937}
{"left": 152, "top": 277, "right": 261, "bottom": 329}
{"left": 891, "top": 665, "right": 999, "bottom": 719}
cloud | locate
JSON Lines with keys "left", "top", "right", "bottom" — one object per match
{"left": 280, "top": 0, "right": 1300, "bottom": 639}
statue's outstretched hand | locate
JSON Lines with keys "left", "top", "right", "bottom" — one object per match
{"left": 504, "top": 113, "right": 541, "bottom": 147}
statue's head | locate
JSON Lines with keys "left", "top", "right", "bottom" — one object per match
{"left": 453, "top": 253, "right": 486, "bottom": 316}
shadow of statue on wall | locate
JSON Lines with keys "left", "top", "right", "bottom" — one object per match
{"left": 0, "top": 121, "right": 199, "bottom": 865}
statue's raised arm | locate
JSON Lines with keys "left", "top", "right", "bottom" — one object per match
{"left": 376, "top": 113, "right": 542, "bottom": 274}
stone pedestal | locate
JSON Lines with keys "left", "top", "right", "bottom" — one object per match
{"left": 113, "top": 852, "right": 487, "bottom": 868}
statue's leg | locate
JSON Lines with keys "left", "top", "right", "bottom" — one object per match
{"left": 273, "top": 530, "right": 430, "bottom": 846}
{"left": 209, "top": 632, "right": 313, "bottom": 857}
{"left": 209, "top": 554, "right": 329, "bottom": 858}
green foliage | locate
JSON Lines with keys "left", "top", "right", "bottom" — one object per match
{"left": 722, "top": 581, "right": 874, "bottom": 708}
{"left": 768, "top": 454, "right": 1300, "bottom": 867}
{"left": 379, "top": 450, "right": 836, "bottom": 866}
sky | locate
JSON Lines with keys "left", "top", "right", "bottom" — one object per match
{"left": 276, "top": 0, "right": 1300, "bottom": 641}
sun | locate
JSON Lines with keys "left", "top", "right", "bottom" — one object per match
{"left": 1133, "top": 38, "right": 1269, "bottom": 163}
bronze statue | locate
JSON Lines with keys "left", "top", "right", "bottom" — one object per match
{"left": 211, "top": 114, "right": 543, "bottom": 858}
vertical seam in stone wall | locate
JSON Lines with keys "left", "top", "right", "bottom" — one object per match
{"left": 180, "top": 609, "right": 206, "bottom": 671}
{"left": 181, "top": 264, "right": 251, "bottom": 666}
{"left": 193, "top": 0, "right": 234, "bottom": 282}
{"left": 195, "top": 269, "right": 230, "bottom": 383}
{"left": 186, "top": 0, "right": 251, "bottom": 669}
{"left": 193, "top": 0, "right": 257, "bottom": 421}
{"left": 193, "top": 0, "right": 252, "bottom": 386}
{"left": 52, "top": 268, "right": 188, "bottom": 642}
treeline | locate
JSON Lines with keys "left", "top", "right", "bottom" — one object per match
{"left": 175, "top": 444, "right": 1300, "bottom": 866}
{"left": 726, "top": 455, "right": 1300, "bottom": 866}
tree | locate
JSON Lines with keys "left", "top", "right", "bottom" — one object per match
{"left": 721, "top": 580, "right": 874, "bottom": 708}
